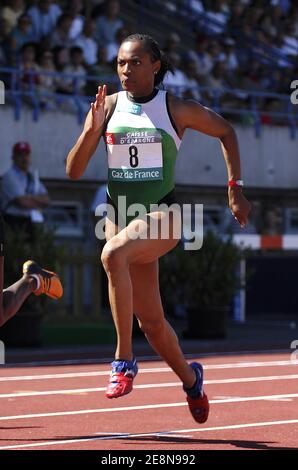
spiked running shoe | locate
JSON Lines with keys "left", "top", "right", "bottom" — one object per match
{"left": 105, "top": 358, "right": 138, "bottom": 399}
{"left": 183, "top": 362, "right": 209, "bottom": 423}
{"left": 23, "top": 260, "right": 63, "bottom": 300}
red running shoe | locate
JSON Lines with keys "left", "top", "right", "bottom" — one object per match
{"left": 105, "top": 358, "right": 138, "bottom": 399}
{"left": 184, "top": 362, "right": 209, "bottom": 423}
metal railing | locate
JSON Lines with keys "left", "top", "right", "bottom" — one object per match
{"left": 0, "top": 66, "right": 297, "bottom": 137}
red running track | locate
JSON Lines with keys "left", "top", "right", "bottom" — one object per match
{"left": 0, "top": 351, "right": 297, "bottom": 450}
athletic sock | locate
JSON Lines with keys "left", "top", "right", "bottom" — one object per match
{"left": 29, "top": 274, "right": 40, "bottom": 291}
{"left": 184, "top": 370, "right": 203, "bottom": 399}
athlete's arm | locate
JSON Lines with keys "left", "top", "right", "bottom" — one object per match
{"left": 66, "top": 86, "right": 116, "bottom": 180}
{"left": 169, "top": 96, "right": 251, "bottom": 227}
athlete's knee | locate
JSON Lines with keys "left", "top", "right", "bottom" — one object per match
{"left": 138, "top": 317, "right": 165, "bottom": 338}
{"left": 101, "top": 241, "right": 126, "bottom": 273}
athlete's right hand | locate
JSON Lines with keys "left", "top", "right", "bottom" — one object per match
{"left": 89, "top": 85, "right": 107, "bottom": 133}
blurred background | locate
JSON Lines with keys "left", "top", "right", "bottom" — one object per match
{"left": 0, "top": 0, "right": 298, "bottom": 347}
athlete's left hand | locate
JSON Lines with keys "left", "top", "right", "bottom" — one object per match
{"left": 228, "top": 188, "right": 251, "bottom": 228}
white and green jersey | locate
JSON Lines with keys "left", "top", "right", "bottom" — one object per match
{"left": 105, "top": 89, "right": 181, "bottom": 215}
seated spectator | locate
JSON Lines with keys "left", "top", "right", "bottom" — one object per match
{"left": 36, "top": 49, "right": 57, "bottom": 107}
{"left": 163, "top": 32, "right": 181, "bottom": 56}
{"left": 75, "top": 19, "right": 98, "bottom": 66}
{"left": 63, "top": 46, "right": 87, "bottom": 95}
{"left": 181, "top": 58, "right": 202, "bottom": 101}
{"left": 204, "top": 0, "right": 229, "bottom": 36}
{"left": 95, "top": 0, "right": 123, "bottom": 45}
{"left": 206, "top": 60, "right": 241, "bottom": 109}
{"left": 87, "top": 46, "right": 118, "bottom": 96}
{"left": 207, "top": 60, "right": 227, "bottom": 93}
{"left": 1, "top": 0, "right": 25, "bottom": 35}
{"left": 227, "top": 2, "right": 246, "bottom": 36}
{"left": 222, "top": 37, "right": 238, "bottom": 72}
{"left": 273, "top": 32, "right": 295, "bottom": 68}
{"left": 27, "top": 0, "right": 62, "bottom": 41}
{"left": 282, "top": 22, "right": 298, "bottom": 56}
{"left": 52, "top": 45, "right": 71, "bottom": 94}
{"left": 206, "top": 39, "right": 225, "bottom": 65}
{"left": 50, "top": 13, "right": 74, "bottom": 48}
{"left": 68, "top": 0, "right": 85, "bottom": 41}
{"left": 163, "top": 52, "right": 189, "bottom": 97}
{"left": 9, "top": 14, "right": 36, "bottom": 54}
{"left": 106, "top": 26, "right": 130, "bottom": 63}
{"left": 18, "top": 42, "right": 40, "bottom": 93}
{"left": 187, "top": 35, "right": 213, "bottom": 84}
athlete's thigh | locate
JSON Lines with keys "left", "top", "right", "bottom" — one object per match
{"left": 105, "top": 209, "right": 180, "bottom": 265}
{"left": 130, "top": 260, "right": 164, "bottom": 321}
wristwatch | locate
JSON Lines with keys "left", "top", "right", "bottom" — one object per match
{"left": 228, "top": 179, "right": 244, "bottom": 187}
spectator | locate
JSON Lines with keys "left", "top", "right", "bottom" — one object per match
{"left": 68, "top": 0, "right": 85, "bottom": 41}
{"left": 27, "top": 0, "right": 62, "bottom": 41}
{"left": 227, "top": 2, "right": 246, "bottom": 35}
{"left": 18, "top": 43, "right": 40, "bottom": 93}
{"left": 187, "top": 35, "right": 213, "bottom": 84}
{"left": 204, "top": 0, "right": 229, "bottom": 36}
{"left": 87, "top": 45, "right": 118, "bottom": 95}
{"left": 163, "top": 32, "right": 181, "bottom": 56}
{"left": 1, "top": 0, "right": 25, "bottom": 35}
{"left": 75, "top": 19, "right": 98, "bottom": 66}
{"left": 282, "top": 22, "right": 298, "bottom": 56}
{"left": 63, "top": 46, "right": 87, "bottom": 94}
{"left": 181, "top": 58, "right": 202, "bottom": 101}
{"left": 106, "top": 26, "right": 130, "bottom": 63}
{"left": 163, "top": 52, "right": 188, "bottom": 97}
{"left": 222, "top": 37, "right": 238, "bottom": 72}
{"left": 52, "top": 45, "right": 71, "bottom": 94}
{"left": 9, "top": 14, "right": 35, "bottom": 54}
{"left": 95, "top": 0, "right": 123, "bottom": 45}
{"left": 1, "top": 141, "right": 50, "bottom": 239}
{"left": 37, "top": 49, "right": 57, "bottom": 107}
{"left": 50, "top": 13, "right": 74, "bottom": 48}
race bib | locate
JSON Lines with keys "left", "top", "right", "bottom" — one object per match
{"left": 106, "top": 129, "right": 163, "bottom": 182}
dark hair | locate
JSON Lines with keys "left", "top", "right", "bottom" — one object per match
{"left": 121, "top": 33, "right": 173, "bottom": 86}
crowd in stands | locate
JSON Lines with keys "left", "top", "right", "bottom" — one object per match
{"left": 0, "top": 0, "right": 297, "bottom": 118}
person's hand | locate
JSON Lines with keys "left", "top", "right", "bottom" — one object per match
{"left": 228, "top": 188, "right": 251, "bottom": 228}
{"left": 89, "top": 85, "right": 107, "bottom": 133}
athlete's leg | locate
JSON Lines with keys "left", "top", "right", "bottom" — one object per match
{"left": 101, "top": 209, "right": 180, "bottom": 361}
{"left": 130, "top": 260, "right": 196, "bottom": 388}
{"left": 0, "top": 256, "right": 36, "bottom": 327}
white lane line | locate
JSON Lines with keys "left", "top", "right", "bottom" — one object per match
{"left": 0, "top": 393, "right": 297, "bottom": 422}
{"left": 0, "top": 419, "right": 298, "bottom": 450}
{"left": 0, "top": 360, "right": 297, "bottom": 382}
{"left": 3, "top": 349, "right": 290, "bottom": 368}
{"left": 1, "top": 374, "right": 298, "bottom": 399}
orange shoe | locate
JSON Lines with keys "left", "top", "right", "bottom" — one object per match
{"left": 23, "top": 260, "right": 63, "bottom": 300}
{"left": 184, "top": 362, "right": 209, "bottom": 423}
{"left": 105, "top": 358, "right": 138, "bottom": 399}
